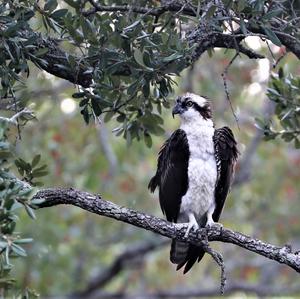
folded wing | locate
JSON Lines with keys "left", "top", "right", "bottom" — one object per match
{"left": 213, "top": 126, "right": 239, "bottom": 222}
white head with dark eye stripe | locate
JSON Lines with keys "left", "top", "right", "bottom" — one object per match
{"left": 172, "top": 93, "right": 212, "bottom": 125}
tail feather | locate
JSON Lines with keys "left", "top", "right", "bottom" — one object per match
{"left": 148, "top": 175, "right": 158, "bottom": 192}
{"left": 174, "top": 244, "right": 205, "bottom": 274}
{"left": 170, "top": 213, "right": 207, "bottom": 273}
{"left": 170, "top": 240, "right": 189, "bottom": 264}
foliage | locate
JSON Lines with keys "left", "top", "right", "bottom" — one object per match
{"left": 0, "top": 119, "right": 46, "bottom": 297}
{"left": 264, "top": 70, "right": 300, "bottom": 147}
{"left": 1, "top": 0, "right": 300, "bottom": 144}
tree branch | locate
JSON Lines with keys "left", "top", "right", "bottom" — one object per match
{"left": 0, "top": 108, "right": 35, "bottom": 125}
{"left": 83, "top": 0, "right": 198, "bottom": 17}
{"left": 33, "top": 188, "right": 300, "bottom": 278}
{"left": 187, "top": 30, "right": 265, "bottom": 62}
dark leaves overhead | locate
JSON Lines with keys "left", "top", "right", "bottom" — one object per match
{"left": 1, "top": 0, "right": 300, "bottom": 146}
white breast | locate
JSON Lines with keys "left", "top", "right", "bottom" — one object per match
{"left": 179, "top": 120, "right": 217, "bottom": 221}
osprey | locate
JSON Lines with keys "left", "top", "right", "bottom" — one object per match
{"left": 148, "top": 93, "right": 238, "bottom": 273}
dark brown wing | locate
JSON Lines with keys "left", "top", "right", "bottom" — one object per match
{"left": 148, "top": 129, "right": 190, "bottom": 222}
{"left": 213, "top": 126, "right": 239, "bottom": 221}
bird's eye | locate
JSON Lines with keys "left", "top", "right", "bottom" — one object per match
{"left": 186, "top": 101, "right": 193, "bottom": 107}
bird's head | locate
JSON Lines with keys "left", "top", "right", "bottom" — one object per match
{"left": 172, "top": 93, "right": 212, "bottom": 123}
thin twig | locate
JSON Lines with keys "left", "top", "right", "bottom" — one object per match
{"left": 273, "top": 50, "right": 288, "bottom": 69}
{"left": 0, "top": 108, "right": 35, "bottom": 125}
{"left": 221, "top": 53, "right": 240, "bottom": 130}
{"left": 200, "top": 229, "right": 226, "bottom": 294}
{"left": 265, "top": 40, "right": 276, "bottom": 63}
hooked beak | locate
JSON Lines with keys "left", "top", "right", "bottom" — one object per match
{"left": 172, "top": 103, "right": 182, "bottom": 118}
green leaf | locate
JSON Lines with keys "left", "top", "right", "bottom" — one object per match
{"left": 104, "top": 111, "right": 114, "bottom": 123}
{"left": 282, "top": 132, "right": 294, "bottom": 142}
{"left": 162, "top": 53, "right": 183, "bottom": 63}
{"left": 254, "top": 117, "right": 265, "bottom": 130}
{"left": 31, "top": 155, "right": 41, "bottom": 168}
{"left": 237, "top": 0, "right": 246, "bottom": 12}
{"left": 263, "top": 9, "right": 282, "bottom": 20}
{"left": 32, "top": 164, "right": 47, "bottom": 172}
{"left": 30, "top": 198, "right": 45, "bottom": 206}
{"left": 11, "top": 244, "right": 27, "bottom": 257}
{"left": 126, "top": 130, "right": 132, "bottom": 147}
{"left": 222, "top": 0, "right": 232, "bottom": 9}
{"left": 14, "top": 238, "right": 33, "bottom": 244}
{"left": 278, "top": 67, "right": 284, "bottom": 79}
{"left": 81, "top": 18, "right": 96, "bottom": 42}
{"left": 24, "top": 204, "right": 36, "bottom": 220}
{"left": 263, "top": 27, "right": 282, "bottom": 47}
{"left": 116, "top": 114, "right": 126, "bottom": 123}
{"left": 240, "top": 19, "right": 247, "bottom": 35}
{"left": 91, "top": 98, "right": 102, "bottom": 116}
{"left": 34, "top": 48, "right": 49, "bottom": 57}
{"left": 44, "top": 0, "right": 58, "bottom": 12}
{"left": 79, "top": 98, "right": 89, "bottom": 107}
{"left": 63, "top": 0, "right": 80, "bottom": 9}
{"left": 72, "top": 92, "right": 85, "bottom": 99}
{"left": 142, "top": 82, "right": 150, "bottom": 98}
{"left": 144, "top": 132, "right": 152, "bottom": 148}
{"left": 50, "top": 8, "right": 68, "bottom": 20}
{"left": 31, "top": 170, "right": 48, "bottom": 178}
{"left": 128, "top": 80, "right": 140, "bottom": 96}
{"left": 206, "top": 5, "right": 217, "bottom": 18}
{"left": 133, "top": 49, "right": 153, "bottom": 71}
{"left": 15, "top": 159, "right": 31, "bottom": 172}
{"left": 81, "top": 106, "right": 90, "bottom": 124}
{"left": 123, "top": 20, "right": 141, "bottom": 32}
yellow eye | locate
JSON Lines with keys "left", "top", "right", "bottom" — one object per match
{"left": 186, "top": 101, "right": 193, "bottom": 107}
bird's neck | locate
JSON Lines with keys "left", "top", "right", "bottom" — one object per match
{"left": 180, "top": 117, "right": 214, "bottom": 137}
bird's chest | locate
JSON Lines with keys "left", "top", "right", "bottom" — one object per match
{"left": 180, "top": 126, "right": 217, "bottom": 216}
{"left": 187, "top": 132, "right": 217, "bottom": 190}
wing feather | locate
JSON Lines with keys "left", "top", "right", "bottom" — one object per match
{"left": 148, "top": 129, "right": 189, "bottom": 222}
{"left": 213, "top": 127, "right": 239, "bottom": 222}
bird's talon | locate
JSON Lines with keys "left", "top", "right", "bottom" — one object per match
{"left": 206, "top": 221, "right": 223, "bottom": 229}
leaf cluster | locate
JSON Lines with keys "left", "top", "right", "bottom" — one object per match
{"left": 0, "top": 120, "right": 43, "bottom": 297}
{"left": 65, "top": 10, "right": 192, "bottom": 145}
{"left": 256, "top": 69, "right": 300, "bottom": 147}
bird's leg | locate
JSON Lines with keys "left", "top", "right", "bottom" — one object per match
{"left": 206, "top": 210, "right": 215, "bottom": 227}
{"left": 206, "top": 205, "right": 223, "bottom": 229}
{"left": 184, "top": 213, "right": 199, "bottom": 238}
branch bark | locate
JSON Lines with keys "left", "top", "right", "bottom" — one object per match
{"left": 83, "top": 0, "right": 198, "bottom": 17}
{"left": 33, "top": 188, "right": 300, "bottom": 278}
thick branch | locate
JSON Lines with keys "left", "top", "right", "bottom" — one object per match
{"left": 188, "top": 31, "right": 265, "bottom": 61}
{"left": 33, "top": 188, "right": 300, "bottom": 274}
{"left": 22, "top": 33, "right": 92, "bottom": 88}
{"left": 84, "top": 0, "right": 198, "bottom": 17}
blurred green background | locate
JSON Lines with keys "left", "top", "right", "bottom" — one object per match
{"left": 11, "top": 46, "right": 300, "bottom": 297}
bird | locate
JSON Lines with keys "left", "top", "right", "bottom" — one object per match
{"left": 148, "top": 92, "right": 239, "bottom": 274}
